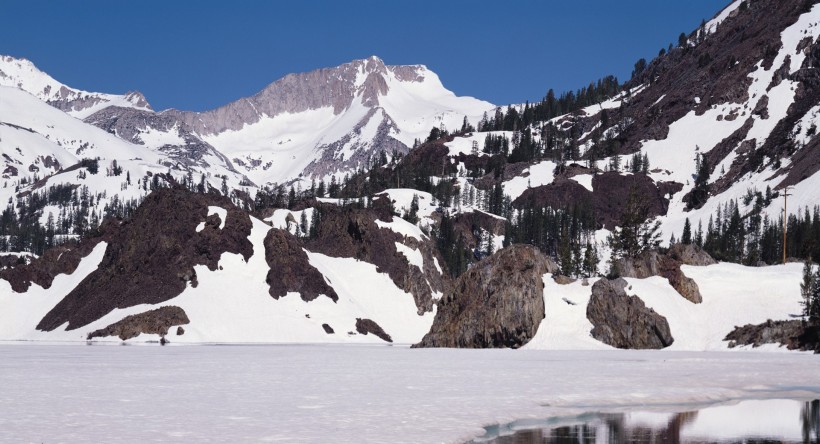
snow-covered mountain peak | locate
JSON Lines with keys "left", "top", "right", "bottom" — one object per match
{"left": 83, "top": 56, "right": 495, "bottom": 185}
{"left": 0, "top": 54, "right": 153, "bottom": 118}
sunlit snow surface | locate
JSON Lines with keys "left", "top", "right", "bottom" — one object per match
{"left": 1, "top": 345, "right": 818, "bottom": 444}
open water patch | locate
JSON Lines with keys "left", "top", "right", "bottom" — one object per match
{"left": 469, "top": 398, "right": 820, "bottom": 443}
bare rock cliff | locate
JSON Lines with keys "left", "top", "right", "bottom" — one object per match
{"left": 413, "top": 244, "right": 550, "bottom": 349}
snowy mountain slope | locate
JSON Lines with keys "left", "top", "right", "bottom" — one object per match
{"left": 634, "top": 2, "right": 820, "bottom": 241}
{"left": 0, "top": 84, "right": 162, "bottom": 207}
{"left": 0, "top": 55, "right": 151, "bottom": 118}
{"left": 0, "top": 85, "right": 248, "bottom": 226}
{"left": 1, "top": 0, "right": 818, "bottom": 350}
{"left": 445, "top": 0, "right": 820, "bottom": 246}
{"left": 88, "top": 56, "right": 494, "bottom": 185}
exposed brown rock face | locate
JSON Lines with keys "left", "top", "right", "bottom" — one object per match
{"left": 263, "top": 228, "right": 338, "bottom": 302}
{"left": 86, "top": 306, "right": 190, "bottom": 341}
{"left": 725, "top": 319, "right": 820, "bottom": 352}
{"left": 513, "top": 172, "right": 675, "bottom": 230}
{"left": 614, "top": 244, "right": 716, "bottom": 304}
{"left": 451, "top": 210, "right": 507, "bottom": 244}
{"left": 0, "top": 240, "right": 103, "bottom": 293}
{"left": 668, "top": 243, "right": 718, "bottom": 266}
{"left": 587, "top": 278, "right": 674, "bottom": 349}
{"left": 355, "top": 318, "right": 392, "bottom": 343}
{"left": 305, "top": 202, "right": 445, "bottom": 314}
{"left": 36, "top": 188, "right": 253, "bottom": 332}
{"left": 414, "top": 244, "right": 550, "bottom": 349}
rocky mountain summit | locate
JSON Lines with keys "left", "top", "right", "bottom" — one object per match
{"left": 82, "top": 56, "right": 493, "bottom": 185}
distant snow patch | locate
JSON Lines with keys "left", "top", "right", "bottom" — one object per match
{"left": 375, "top": 218, "right": 426, "bottom": 241}
{"left": 502, "top": 160, "right": 557, "bottom": 200}
{"left": 572, "top": 174, "right": 594, "bottom": 192}
{"left": 394, "top": 242, "right": 424, "bottom": 269}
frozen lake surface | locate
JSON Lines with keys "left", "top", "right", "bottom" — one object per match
{"left": 1, "top": 344, "right": 819, "bottom": 443}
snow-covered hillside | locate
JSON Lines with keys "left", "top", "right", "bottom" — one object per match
{"left": 0, "top": 84, "right": 248, "bottom": 226}
{"left": 0, "top": 55, "right": 151, "bottom": 118}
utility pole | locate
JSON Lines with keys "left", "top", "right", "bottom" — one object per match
{"left": 783, "top": 185, "right": 792, "bottom": 264}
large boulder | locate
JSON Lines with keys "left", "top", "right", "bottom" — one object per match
{"left": 587, "top": 278, "right": 674, "bottom": 349}
{"left": 86, "top": 306, "right": 190, "bottom": 341}
{"left": 668, "top": 243, "right": 718, "bottom": 266}
{"left": 413, "top": 244, "right": 550, "bottom": 349}
{"left": 613, "top": 244, "right": 716, "bottom": 304}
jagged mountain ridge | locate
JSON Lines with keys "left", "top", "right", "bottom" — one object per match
{"left": 0, "top": 55, "right": 151, "bottom": 118}
{"left": 83, "top": 56, "right": 494, "bottom": 185}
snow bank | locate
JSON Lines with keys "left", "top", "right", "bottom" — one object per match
{"left": 0, "top": 242, "right": 108, "bottom": 341}
{"left": 526, "top": 262, "right": 805, "bottom": 352}
{"left": 502, "top": 160, "right": 557, "bottom": 201}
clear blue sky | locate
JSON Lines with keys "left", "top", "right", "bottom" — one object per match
{"left": 1, "top": 1, "right": 729, "bottom": 111}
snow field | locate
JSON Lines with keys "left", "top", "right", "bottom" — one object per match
{"left": 526, "top": 262, "right": 805, "bottom": 352}
{"left": 0, "top": 242, "right": 109, "bottom": 341}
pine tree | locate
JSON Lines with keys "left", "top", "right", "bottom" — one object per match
{"left": 404, "top": 194, "right": 420, "bottom": 224}
{"left": 810, "top": 265, "right": 820, "bottom": 321}
{"left": 610, "top": 189, "right": 661, "bottom": 258}
{"left": 309, "top": 207, "right": 321, "bottom": 238}
{"left": 299, "top": 211, "right": 309, "bottom": 237}
{"left": 485, "top": 232, "right": 495, "bottom": 257}
{"left": 802, "top": 261, "right": 816, "bottom": 320}
{"left": 682, "top": 218, "right": 692, "bottom": 244}
{"left": 695, "top": 219, "right": 704, "bottom": 246}
{"left": 582, "top": 242, "right": 600, "bottom": 277}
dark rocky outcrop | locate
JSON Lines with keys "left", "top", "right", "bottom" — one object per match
{"left": 613, "top": 244, "right": 716, "bottom": 304}
{"left": 264, "top": 228, "right": 338, "bottom": 302}
{"left": 513, "top": 172, "right": 674, "bottom": 230}
{"left": 667, "top": 243, "right": 719, "bottom": 266}
{"left": 414, "top": 244, "right": 550, "bottom": 349}
{"left": 86, "top": 306, "right": 190, "bottom": 341}
{"left": 587, "top": 278, "right": 674, "bottom": 349}
{"left": 725, "top": 319, "right": 820, "bottom": 352}
{"left": 322, "top": 323, "right": 334, "bottom": 334}
{"left": 306, "top": 201, "right": 446, "bottom": 314}
{"left": 37, "top": 188, "right": 253, "bottom": 332}
{"left": 0, "top": 240, "right": 103, "bottom": 293}
{"left": 355, "top": 318, "right": 392, "bottom": 342}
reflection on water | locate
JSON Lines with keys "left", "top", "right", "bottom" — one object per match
{"left": 470, "top": 399, "right": 820, "bottom": 444}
